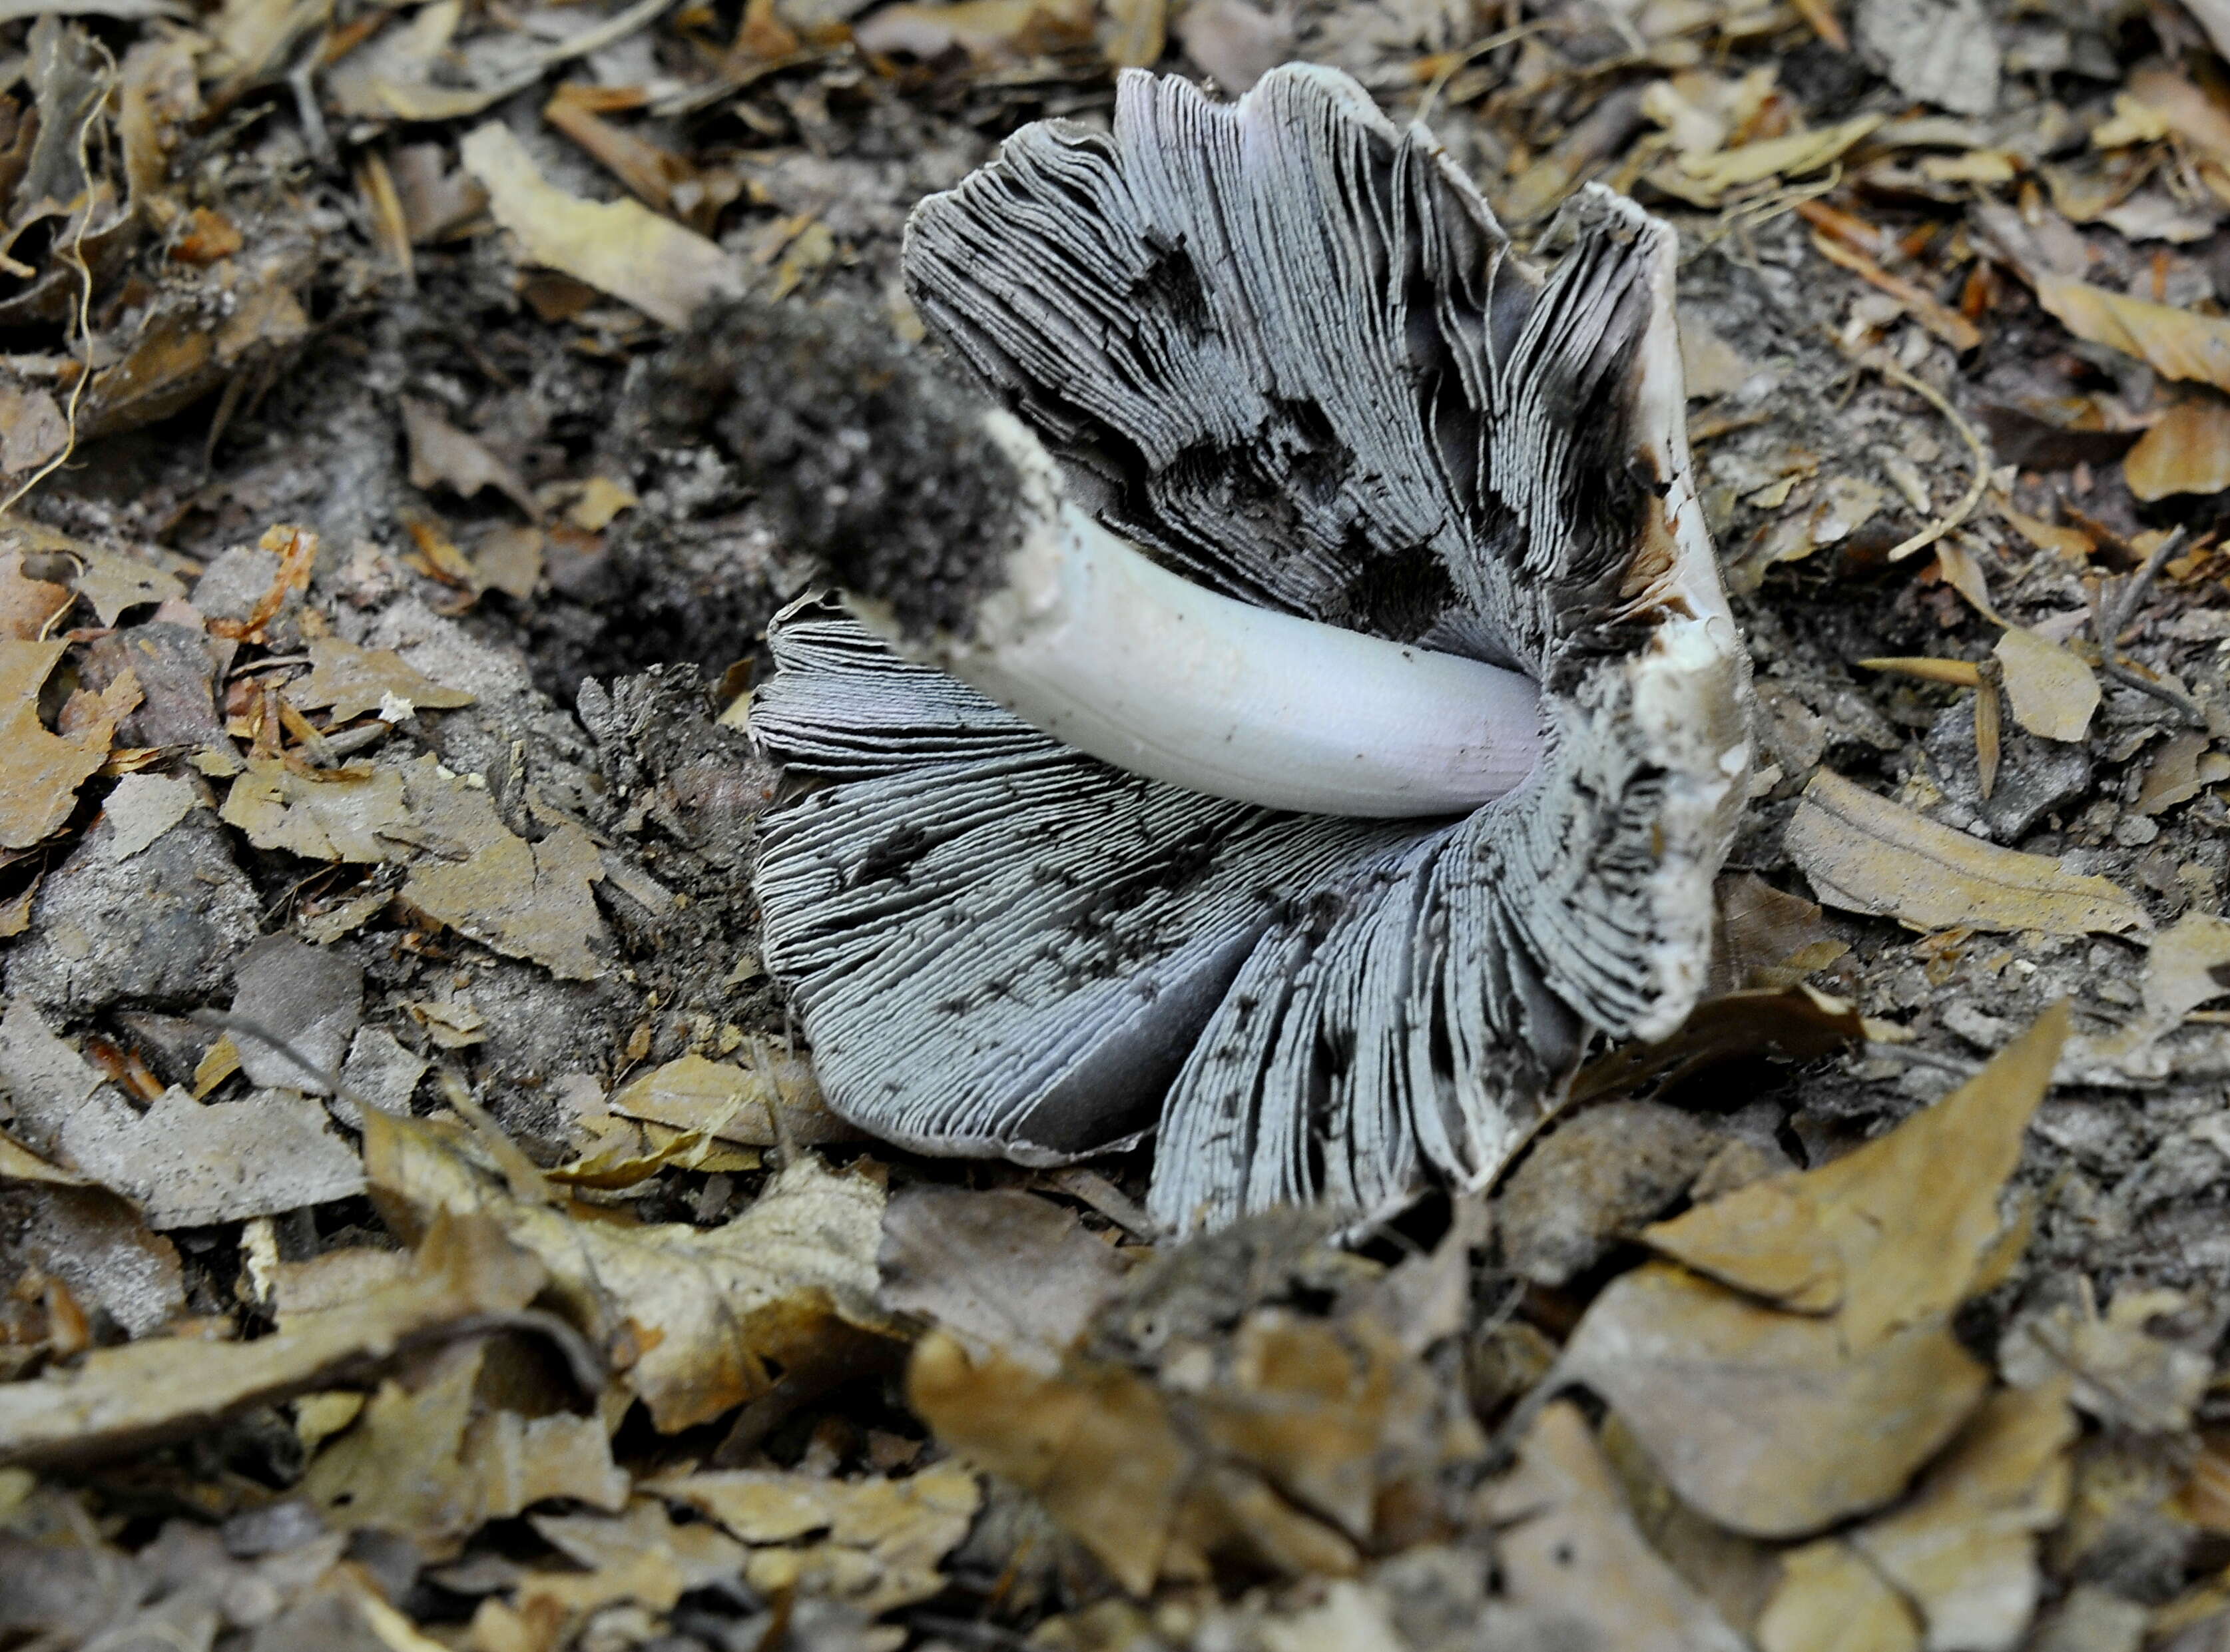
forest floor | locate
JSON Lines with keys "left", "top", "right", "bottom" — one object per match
{"left": 3, "top": 0, "right": 2230, "bottom": 1647}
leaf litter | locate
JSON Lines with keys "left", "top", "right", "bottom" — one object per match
{"left": 3, "top": 0, "right": 2230, "bottom": 1643}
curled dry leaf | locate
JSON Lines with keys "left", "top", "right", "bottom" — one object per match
{"left": 1992, "top": 627, "right": 2100, "bottom": 742}
{"left": 1557, "top": 1007, "right": 2069, "bottom": 1538}
{"left": 1786, "top": 770, "right": 2149, "bottom": 935}
{"left": 399, "top": 395, "right": 541, "bottom": 521}
{"left": 1659, "top": 114, "right": 1884, "bottom": 205}
{"left": 0, "top": 1211, "right": 542, "bottom": 1468}
{"left": 362, "top": 1107, "right": 894, "bottom": 1433}
{"left": 461, "top": 123, "right": 748, "bottom": 330}
{"left": 2035, "top": 274, "right": 2230, "bottom": 394}
{"left": 2124, "top": 396, "right": 2230, "bottom": 499}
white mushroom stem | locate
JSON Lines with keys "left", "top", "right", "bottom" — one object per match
{"left": 848, "top": 412, "right": 1546, "bottom": 818}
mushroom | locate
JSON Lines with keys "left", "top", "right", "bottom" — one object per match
{"left": 716, "top": 65, "right": 1753, "bottom": 1234}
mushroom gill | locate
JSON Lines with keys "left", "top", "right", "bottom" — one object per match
{"left": 718, "top": 64, "right": 1753, "bottom": 1234}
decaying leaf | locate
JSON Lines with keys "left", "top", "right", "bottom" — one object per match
{"left": 1658, "top": 114, "right": 1885, "bottom": 205}
{"left": 1786, "top": 770, "right": 2149, "bottom": 935}
{"left": 610, "top": 1049, "right": 859, "bottom": 1145}
{"left": 1559, "top": 1263, "right": 1992, "bottom": 1538}
{"left": 0, "top": 641, "right": 124, "bottom": 849}
{"left": 2137, "top": 731, "right": 2230, "bottom": 816}
{"left": 59, "top": 1085, "right": 366, "bottom": 1229}
{"left": 393, "top": 756, "right": 609, "bottom": 980}
{"left": 2035, "top": 274, "right": 2230, "bottom": 395}
{"left": 649, "top": 1462, "right": 980, "bottom": 1613}
{"left": 363, "top": 1107, "right": 892, "bottom": 1432}
{"left": 1643, "top": 1003, "right": 2067, "bottom": 1331}
{"left": 878, "top": 1186, "right": 1133, "bottom": 1373}
{"left": 460, "top": 123, "right": 748, "bottom": 330}
{"left": 304, "top": 1338, "right": 628, "bottom": 1557}
{"left": 909, "top": 1224, "right": 1481, "bottom": 1595}
{"left": 0, "top": 1212, "right": 543, "bottom": 1467}
{"left": 220, "top": 758, "right": 409, "bottom": 862}
{"left": 2125, "top": 396, "right": 2230, "bottom": 499}
{"left": 1571, "top": 985, "right": 1865, "bottom": 1105}
{"left": 1481, "top": 1402, "right": 1747, "bottom": 1651}
{"left": 1558, "top": 1008, "right": 2069, "bottom": 1538}
{"left": 1992, "top": 627, "right": 2099, "bottom": 743}
{"left": 0, "top": 552, "right": 70, "bottom": 641}
{"left": 1757, "top": 1537, "right": 1922, "bottom": 1652}
{"left": 288, "top": 636, "right": 476, "bottom": 723}
{"left": 398, "top": 395, "right": 541, "bottom": 520}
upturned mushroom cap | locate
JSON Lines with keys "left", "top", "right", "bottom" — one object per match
{"left": 744, "top": 65, "right": 1753, "bottom": 1233}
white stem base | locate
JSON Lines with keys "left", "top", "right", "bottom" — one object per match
{"left": 852, "top": 412, "right": 1546, "bottom": 819}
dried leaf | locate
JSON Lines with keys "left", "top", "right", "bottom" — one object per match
{"left": 1812, "top": 232, "right": 1981, "bottom": 352}
{"left": 1480, "top": 1402, "right": 1747, "bottom": 1652}
{"left": 1996, "top": 503, "right": 2094, "bottom": 561}
{"left": 69, "top": 549, "right": 185, "bottom": 628}
{"left": 1641, "top": 1003, "right": 2068, "bottom": 1334}
{"left": 877, "top": 1186, "right": 1132, "bottom": 1373}
{"left": 220, "top": 758, "right": 410, "bottom": 862}
{"left": 0, "top": 641, "right": 120, "bottom": 849}
{"left": 0, "top": 551, "right": 69, "bottom": 640}
{"left": 1992, "top": 628, "right": 2098, "bottom": 745}
{"left": 1571, "top": 985, "right": 1865, "bottom": 1105}
{"left": 460, "top": 123, "right": 747, "bottom": 330}
{"left": 1858, "top": 656, "right": 1984, "bottom": 687}
{"left": 2124, "top": 396, "right": 2230, "bottom": 499}
{"left": 99, "top": 770, "right": 197, "bottom": 858}
{"left": 1758, "top": 1539, "right": 1922, "bottom": 1652}
{"left": 855, "top": 0, "right": 1095, "bottom": 58}
{"left": 1669, "top": 115, "right": 1884, "bottom": 202}
{"left": 60, "top": 1085, "right": 366, "bottom": 1229}
{"left": 362, "top": 1107, "right": 892, "bottom": 1432}
{"left": 398, "top": 396, "right": 540, "bottom": 519}
{"left": 610, "top": 1050, "right": 859, "bottom": 1146}
{"left": 1785, "top": 770, "right": 2149, "bottom": 935}
{"left": 1845, "top": 1385, "right": 2075, "bottom": 1649}
{"left": 288, "top": 637, "right": 475, "bottom": 723}
{"left": 2035, "top": 273, "right": 2230, "bottom": 394}
{"left": 1102, "top": 0, "right": 1165, "bottom": 67}
{"left": 394, "top": 757, "right": 608, "bottom": 979}
{"left": 1559, "top": 1262, "right": 1991, "bottom": 1538}
{"left": 227, "top": 934, "right": 362, "bottom": 1093}
{"left": 0, "top": 1212, "right": 542, "bottom": 1468}
{"left": 2137, "top": 730, "right": 2230, "bottom": 815}
{"left": 649, "top": 1462, "right": 980, "bottom": 1613}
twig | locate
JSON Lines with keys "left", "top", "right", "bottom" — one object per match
{"left": 0, "top": 41, "right": 113, "bottom": 519}
{"left": 2093, "top": 527, "right": 2207, "bottom": 728}
{"left": 1851, "top": 348, "right": 1992, "bottom": 564}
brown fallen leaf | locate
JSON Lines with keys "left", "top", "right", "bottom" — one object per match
{"left": 877, "top": 1186, "right": 1133, "bottom": 1372}
{"left": 1757, "top": 1538, "right": 1922, "bottom": 1652}
{"left": 1481, "top": 1402, "right": 1748, "bottom": 1651}
{"left": 0, "top": 551, "right": 70, "bottom": 641}
{"left": 304, "top": 1339, "right": 627, "bottom": 1558}
{"left": 1642, "top": 1003, "right": 2068, "bottom": 1332}
{"left": 1707, "top": 872, "right": 1851, "bottom": 995}
{"left": 2035, "top": 273, "right": 2230, "bottom": 394}
{"left": 2001, "top": 1285, "right": 2207, "bottom": 1434}
{"left": 220, "top": 758, "right": 410, "bottom": 863}
{"left": 1812, "top": 232, "right": 1981, "bottom": 352}
{"left": 854, "top": 0, "right": 1095, "bottom": 59}
{"left": 1992, "top": 626, "right": 2100, "bottom": 742}
{"left": 1858, "top": 655, "right": 1984, "bottom": 688}
{"left": 460, "top": 123, "right": 748, "bottom": 330}
{"left": 2125, "top": 396, "right": 2230, "bottom": 499}
{"left": 610, "top": 1049, "right": 860, "bottom": 1146}
{"left": 910, "top": 1218, "right": 1482, "bottom": 1595}
{"left": 0, "top": 1212, "right": 543, "bottom": 1468}
{"left": 1558, "top": 1262, "right": 1992, "bottom": 1539}
{"left": 393, "top": 756, "right": 609, "bottom": 980}
{"left": 2137, "top": 730, "right": 2230, "bottom": 815}
{"left": 1558, "top": 1008, "right": 2069, "bottom": 1539}
{"left": 1842, "top": 1384, "right": 2075, "bottom": 1650}
{"left": 398, "top": 395, "right": 541, "bottom": 520}
{"left": 649, "top": 1462, "right": 981, "bottom": 1613}
{"left": 1660, "top": 115, "right": 1886, "bottom": 205}
{"left": 1785, "top": 770, "right": 2149, "bottom": 935}
{"left": 288, "top": 636, "right": 476, "bottom": 724}
{"left": 362, "top": 1107, "right": 893, "bottom": 1432}
{"left": 1571, "top": 985, "right": 1865, "bottom": 1105}
{"left": 1996, "top": 501, "right": 2095, "bottom": 561}
{"left": 0, "top": 641, "right": 127, "bottom": 850}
